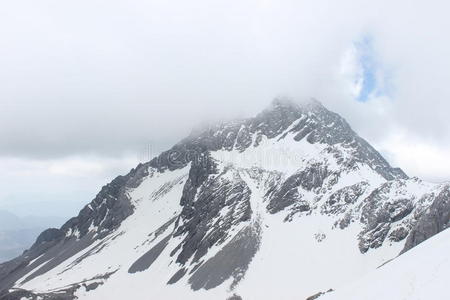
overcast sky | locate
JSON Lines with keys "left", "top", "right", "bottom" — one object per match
{"left": 1, "top": 0, "right": 450, "bottom": 218}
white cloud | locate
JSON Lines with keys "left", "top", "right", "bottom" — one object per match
{"left": 0, "top": 156, "right": 139, "bottom": 217}
{"left": 376, "top": 131, "right": 450, "bottom": 183}
{"left": 340, "top": 45, "right": 364, "bottom": 99}
{"left": 1, "top": 0, "right": 450, "bottom": 215}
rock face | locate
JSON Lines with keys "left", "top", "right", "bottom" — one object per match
{"left": 0, "top": 98, "right": 447, "bottom": 300}
{"left": 401, "top": 186, "right": 450, "bottom": 253}
{"left": 60, "top": 164, "right": 149, "bottom": 239}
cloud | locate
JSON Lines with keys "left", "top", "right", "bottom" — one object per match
{"left": 375, "top": 130, "right": 450, "bottom": 183}
{"left": 0, "top": 0, "right": 450, "bottom": 215}
{"left": 345, "top": 34, "right": 391, "bottom": 102}
{"left": 0, "top": 155, "right": 139, "bottom": 217}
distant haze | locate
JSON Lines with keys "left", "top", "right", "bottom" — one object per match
{"left": 0, "top": 210, "right": 65, "bottom": 262}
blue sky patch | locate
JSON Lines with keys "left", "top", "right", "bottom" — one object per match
{"left": 353, "top": 34, "right": 388, "bottom": 102}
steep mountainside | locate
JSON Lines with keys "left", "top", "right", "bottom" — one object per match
{"left": 0, "top": 99, "right": 448, "bottom": 300}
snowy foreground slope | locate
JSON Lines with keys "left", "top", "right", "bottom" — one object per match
{"left": 319, "top": 228, "right": 449, "bottom": 300}
{"left": 0, "top": 99, "right": 448, "bottom": 300}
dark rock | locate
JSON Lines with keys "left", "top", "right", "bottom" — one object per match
{"left": 267, "top": 163, "right": 329, "bottom": 214}
{"left": 128, "top": 235, "right": 171, "bottom": 274}
{"left": 322, "top": 182, "right": 369, "bottom": 215}
{"left": 167, "top": 268, "right": 187, "bottom": 285}
{"left": 189, "top": 223, "right": 261, "bottom": 291}
{"left": 401, "top": 186, "right": 450, "bottom": 253}
{"left": 33, "top": 228, "right": 64, "bottom": 247}
{"left": 358, "top": 181, "right": 415, "bottom": 253}
{"left": 389, "top": 226, "right": 409, "bottom": 242}
{"left": 306, "top": 288, "right": 334, "bottom": 300}
{"left": 173, "top": 164, "right": 252, "bottom": 265}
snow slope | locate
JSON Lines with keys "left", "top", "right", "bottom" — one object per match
{"left": 320, "top": 228, "right": 449, "bottom": 300}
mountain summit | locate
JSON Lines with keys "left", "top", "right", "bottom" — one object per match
{"left": 0, "top": 99, "right": 448, "bottom": 300}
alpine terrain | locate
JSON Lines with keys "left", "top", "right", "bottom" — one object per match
{"left": 0, "top": 99, "right": 448, "bottom": 300}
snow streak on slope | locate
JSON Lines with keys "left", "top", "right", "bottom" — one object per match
{"left": 320, "top": 228, "right": 449, "bottom": 300}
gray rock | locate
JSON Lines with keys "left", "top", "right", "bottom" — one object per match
{"left": 189, "top": 223, "right": 261, "bottom": 291}
{"left": 401, "top": 186, "right": 450, "bottom": 253}
{"left": 167, "top": 268, "right": 187, "bottom": 285}
{"left": 128, "top": 235, "right": 171, "bottom": 274}
{"left": 173, "top": 162, "right": 252, "bottom": 265}
{"left": 322, "top": 182, "right": 369, "bottom": 215}
{"left": 358, "top": 181, "right": 415, "bottom": 253}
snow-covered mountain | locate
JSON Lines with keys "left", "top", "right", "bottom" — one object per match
{"left": 0, "top": 99, "right": 448, "bottom": 300}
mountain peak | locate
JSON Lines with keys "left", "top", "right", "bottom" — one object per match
{"left": 268, "top": 97, "right": 322, "bottom": 112}
{"left": 149, "top": 97, "right": 406, "bottom": 181}
{"left": 269, "top": 97, "right": 300, "bottom": 109}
